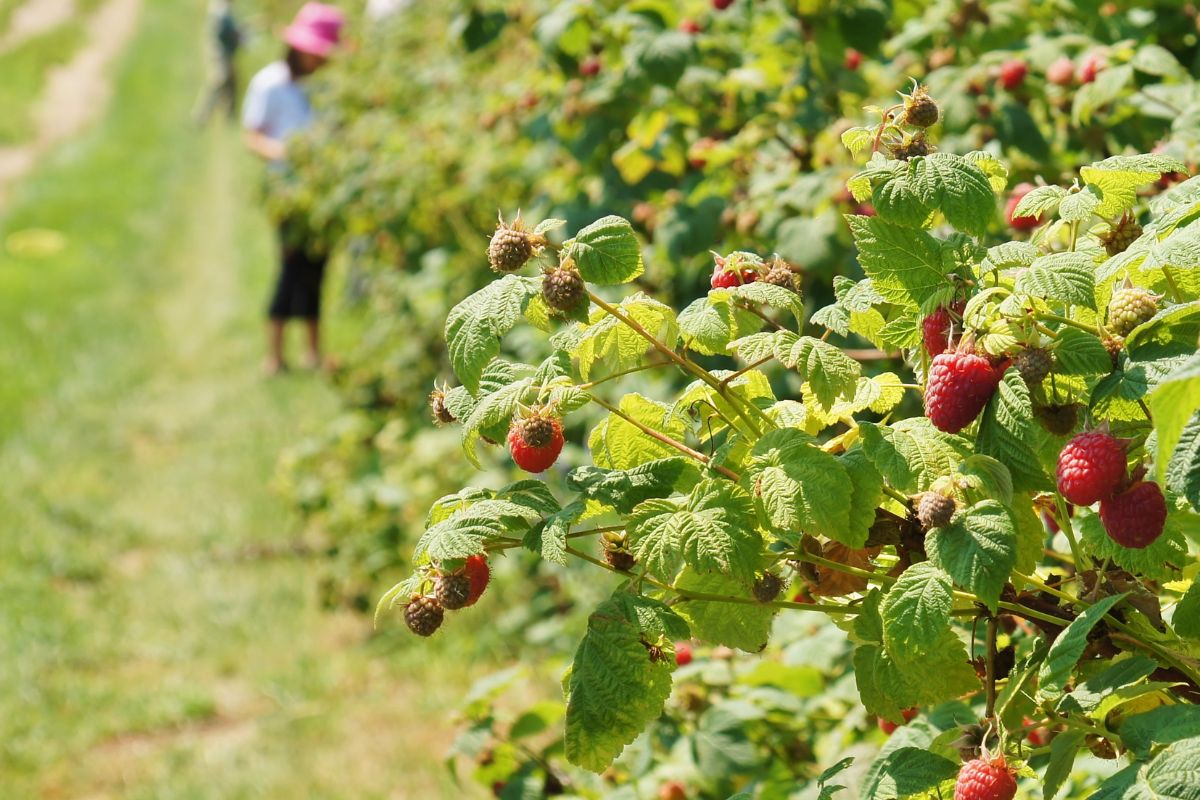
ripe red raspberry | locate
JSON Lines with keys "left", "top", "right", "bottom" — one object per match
{"left": 1005, "top": 183, "right": 1042, "bottom": 231}
{"left": 712, "top": 0, "right": 734, "bottom": 9}
{"left": 1100, "top": 481, "right": 1167, "bottom": 549}
{"left": 878, "top": 707, "right": 919, "bottom": 735}
{"left": 1056, "top": 432, "right": 1127, "bottom": 506}
{"left": 579, "top": 55, "right": 601, "bottom": 77}
{"left": 1046, "top": 56, "right": 1074, "bottom": 86}
{"left": 508, "top": 412, "right": 564, "bottom": 473}
{"left": 679, "top": 18, "right": 702, "bottom": 34}
{"left": 924, "top": 351, "right": 1002, "bottom": 433}
{"left": 1078, "top": 52, "right": 1106, "bottom": 84}
{"left": 998, "top": 59, "right": 1028, "bottom": 91}
{"left": 674, "top": 641, "right": 693, "bottom": 666}
{"left": 658, "top": 782, "right": 688, "bottom": 800}
{"left": 844, "top": 48, "right": 862, "bottom": 71}
{"left": 1025, "top": 716, "right": 1051, "bottom": 747}
{"left": 710, "top": 266, "right": 757, "bottom": 289}
{"left": 922, "top": 301, "right": 966, "bottom": 356}
{"left": 955, "top": 756, "right": 1017, "bottom": 800}
{"left": 463, "top": 554, "right": 490, "bottom": 606}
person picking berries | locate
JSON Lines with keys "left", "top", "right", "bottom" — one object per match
{"left": 243, "top": 3, "right": 346, "bottom": 375}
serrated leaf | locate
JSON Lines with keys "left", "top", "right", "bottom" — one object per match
{"left": 628, "top": 479, "right": 759, "bottom": 582}
{"left": 1081, "top": 147, "right": 1184, "bottom": 218}
{"left": 1058, "top": 186, "right": 1102, "bottom": 223}
{"left": 841, "top": 127, "right": 873, "bottom": 156}
{"left": 574, "top": 293, "right": 678, "bottom": 381}
{"left": 742, "top": 429, "right": 854, "bottom": 543}
{"left": 880, "top": 562, "right": 954, "bottom": 664}
{"left": 525, "top": 501, "right": 584, "bottom": 565}
{"left": 976, "top": 369, "right": 1054, "bottom": 493}
{"left": 1037, "top": 593, "right": 1126, "bottom": 702}
{"left": 568, "top": 458, "right": 700, "bottom": 514}
{"left": 1079, "top": 511, "right": 1186, "bottom": 581}
{"left": 847, "top": 215, "right": 954, "bottom": 312}
{"left": 1143, "top": 737, "right": 1200, "bottom": 800}
{"left": 563, "top": 592, "right": 688, "bottom": 771}
{"left": 909, "top": 152, "right": 996, "bottom": 236}
{"left": 1059, "top": 656, "right": 1159, "bottom": 715}
{"left": 1043, "top": 730, "right": 1085, "bottom": 800}
{"left": 926, "top": 500, "right": 1017, "bottom": 613}
{"left": 1014, "top": 185, "right": 1067, "bottom": 219}
{"left": 859, "top": 419, "right": 972, "bottom": 494}
{"left": 460, "top": 377, "right": 534, "bottom": 467}
{"left": 678, "top": 295, "right": 762, "bottom": 356}
{"left": 860, "top": 747, "right": 960, "bottom": 800}
{"left": 588, "top": 393, "right": 686, "bottom": 470}
{"left": 774, "top": 333, "right": 862, "bottom": 410}
{"left": 1054, "top": 326, "right": 1113, "bottom": 376}
{"left": 446, "top": 276, "right": 538, "bottom": 392}
{"left": 566, "top": 216, "right": 643, "bottom": 285}
{"left": 1175, "top": 581, "right": 1200, "bottom": 640}
{"left": 1152, "top": 353, "right": 1200, "bottom": 486}
{"left": 1015, "top": 252, "right": 1098, "bottom": 309}
{"left": 840, "top": 449, "right": 885, "bottom": 549}
{"left": 1120, "top": 705, "right": 1200, "bottom": 759}
{"left": 673, "top": 569, "right": 776, "bottom": 651}
{"left": 724, "top": 281, "right": 806, "bottom": 326}
{"left": 983, "top": 240, "right": 1038, "bottom": 272}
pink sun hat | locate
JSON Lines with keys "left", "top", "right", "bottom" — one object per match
{"left": 284, "top": 2, "right": 346, "bottom": 58}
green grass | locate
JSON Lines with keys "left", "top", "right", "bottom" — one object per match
{"left": 0, "top": 22, "right": 84, "bottom": 145}
{"left": 0, "top": 2, "right": 496, "bottom": 797}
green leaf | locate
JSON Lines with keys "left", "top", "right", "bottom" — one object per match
{"left": 1058, "top": 656, "right": 1159, "bottom": 715}
{"left": 851, "top": 591, "right": 979, "bottom": 720}
{"left": 588, "top": 393, "right": 685, "bottom": 470}
{"left": 1081, "top": 148, "right": 1183, "bottom": 218}
{"left": 674, "top": 569, "right": 776, "bottom": 651}
{"left": 1014, "top": 185, "right": 1067, "bottom": 219}
{"left": 880, "top": 562, "right": 954, "bottom": 664}
{"left": 565, "top": 216, "right": 643, "bottom": 285}
{"left": 563, "top": 592, "right": 688, "bottom": 772}
{"left": 574, "top": 294, "right": 677, "bottom": 381}
{"left": 976, "top": 369, "right": 1054, "bottom": 493}
{"left": 926, "top": 500, "right": 1017, "bottom": 613}
{"left": 1152, "top": 353, "right": 1200, "bottom": 486}
{"left": 1037, "top": 593, "right": 1126, "bottom": 702}
{"left": 766, "top": 333, "right": 862, "bottom": 409}
{"left": 694, "top": 706, "right": 761, "bottom": 774}
{"left": 724, "top": 281, "right": 806, "bottom": 326}
{"left": 1143, "top": 737, "right": 1200, "bottom": 800}
{"left": 1058, "top": 186, "right": 1102, "bottom": 223}
{"left": 445, "top": 276, "right": 538, "bottom": 392}
{"left": 1174, "top": 581, "right": 1200, "bottom": 640}
{"left": 1079, "top": 510, "right": 1186, "bottom": 581}
{"left": 1043, "top": 730, "right": 1086, "bottom": 800}
{"left": 1120, "top": 705, "right": 1200, "bottom": 759}
{"left": 1015, "top": 252, "right": 1098, "bottom": 309}
{"left": 524, "top": 501, "right": 583, "bottom": 566}
{"left": 846, "top": 215, "right": 954, "bottom": 312}
{"left": 1166, "top": 412, "right": 1200, "bottom": 512}
{"left": 1054, "top": 327, "right": 1113, "bottom": 376}
{"left": 841, "top": 449, "right": 885, "bottom": 549}
{"left": 568, "top": 458, "right": 700, "bottom": 514}
{"left": 742, "top": 429, "right": 854, "bottom": 543}
{"left": 460, "top": 376, "right": 534, "bottom": 467}
{"left": 982, "top": 240, "right": 1038, "bottom": 272}
{"left": 678, "top": 295, "right": 762, "bottom": 356}
{"left": 628, "top": 479, "right": 759, "bottom": 583}
{"left": 909, "top": 152, "right": 996, "bottom": 236}
{"left": 860, "top": 747, "right": 960, "bottom": 800}
{"left": 415, "top": 497, "right": 547, "bottom": 561}
{"left": 859, "top": 419, "right": 972, "bottom": 495}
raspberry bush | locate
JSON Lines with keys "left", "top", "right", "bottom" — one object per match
{"left": 376, "top": 84, "right": 1200, "bottom": 794}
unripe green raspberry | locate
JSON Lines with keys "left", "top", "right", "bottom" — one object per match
{"left": 1107, "top": 287, "right": 1159, "bottom": 337}
{"left": 1099, "top": 213, "right": 1143, "bottom": 257}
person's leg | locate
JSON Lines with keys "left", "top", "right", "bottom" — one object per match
{"left": 266, "top": 318, "right": 287, "bottom": 374}
{"left": 303, "top": 319, "right": 321, "bottom": 369}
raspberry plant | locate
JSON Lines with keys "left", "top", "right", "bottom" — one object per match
{"left": 379, "top": 90, "right": 1200, "bottom": 792}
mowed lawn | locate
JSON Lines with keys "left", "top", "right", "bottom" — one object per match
{"left": 0, "top": 2, "right": 496, "bottom": 797}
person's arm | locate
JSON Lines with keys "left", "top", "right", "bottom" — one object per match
{"left": 241, "top": 72, "right": 285, "bottom": 161}
{"left": 243, "top": 129, "right": 286, "bottom": 161}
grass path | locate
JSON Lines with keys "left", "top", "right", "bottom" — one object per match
{"left": 0, "top": 2, "right": 489, "bottom": 797}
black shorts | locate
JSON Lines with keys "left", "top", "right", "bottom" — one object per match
{"left": 269, "top": 242, "right": 327, "bottom": 320}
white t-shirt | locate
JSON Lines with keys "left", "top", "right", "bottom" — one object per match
{"left": 242, "top": 61, "right": 312, "bottom": 143}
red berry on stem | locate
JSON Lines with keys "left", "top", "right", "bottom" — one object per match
{"left": 463, "top": 554, "right": 490, "bottom": 606}
{"left": 579, "top": 55, "right": 601, "bottom": 77}
{"left": 924, "top": 351, "right": 1002, "bottom": 433}
{"left": 998, "top": 59, "right": 1028, "bottom": 91}
{"left": 922, "top": 300, "right": 966, "bottom": 356}
{"left": 1078, "top": 52, "right": 1106, "bottom": 84}
{"left": 1006, "top": 182, "right": 1042, "bottom": 231}
{"left": 1056, "top": 432, "right": 1127, "bottom": 506}
{"left": 710, "top": 267, "right": 757, "bottom": 289}
{"left": 955, "top": 756, "right": 1017, "bottom": 800}
{"left": 659, "top": 781, "right": 688, "bottom": 800}
{"left": 844, "top": 48, "right": 862, "bottom": 70}
{"left": 712, "top": 0, "right": 734, "bottom": 9}
{"left": 674, "top": 642, "right": 693, "bottom": 666}
{"left": 508, "top": 413, "right": 565, "bottom": 473}
{"left": 679, "top": 18, "right": 702, "bottom": 34}
{"left": 1100, "top": 481, "right": 1167, "bottom": 549}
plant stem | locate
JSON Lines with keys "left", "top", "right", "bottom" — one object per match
{"left": 588, "top": 393, "right": 741, "bottom": 481}
{"left": 1036, "top": 313, "right": 1101, "bottom": 336}
{"left": 578, "top": 361, "right": 666, "bottom": 390}
{"left": 985, "top": 615, "right": 998, "bottom": 718}
{"left": 1163, "top": 267, "right": 1185, "bottom": 303}
{"left": 719, "top": 355, "right": 774, "bottom": 390}
{"left": 1053, "top": 493, "right": 1086, "bottom": 571}
{"left": 881, "top": 484, "right": 911, "bottom": 505}
{"left": 587, "top": 290, "right": 767, "bottom": 436}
